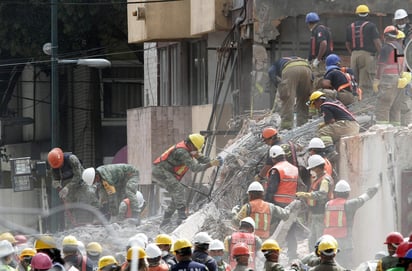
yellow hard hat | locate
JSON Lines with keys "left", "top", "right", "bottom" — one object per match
{"left": 355, "top": 4, "right": 370, "bottom": 14}
{"left": 0, "top": 232, "right": 16, "bottom": 244}
{"left": 98, "top": 256, "right": 118, "bottom": 271}
{"left": 19, "top": 248, "right": 36, "bottom": 260}
{"left": 34, "top": 235, "right": 57, "bottom": 250}
{"left": 86, "top": 242, "right": 102, "bottom": 256}
{"left": 188, "top": 133, "right": 205, "bottom": 150}
{"left": 261, "top": 239, "right": 281, "bottom": 251}
{"left": 318, "top": 237, "right": 339, "bottom": 256}
{"left": 62, "top": 235, "right": 78, "bottom": 247}
{"left": 126, "top": 246, "right": 146, "bottom": 260}
{"left": 173, "top": 239, "right": 192, "bottom": 252}
{"left": 307, "top": 90, "right": 326, "bottom": 108}
{"left": 155, "top": 234, "right": 172, "bottom": 246}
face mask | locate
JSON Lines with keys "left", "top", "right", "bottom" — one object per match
{"left": 397, "top": 24, "right": 406, "bottom": 30}
{"left": 161, "top": 250, "right": 168, "bottom": 257}
{"left": 310, "top": 170, "right": 317, "bottom": 180}
{"left": 212, "top": 256, "right": 222, "bottom": 263}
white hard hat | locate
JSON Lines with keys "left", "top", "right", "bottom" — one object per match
{"left": 394, "top": 9, "right": 408, "bottom": 20}
{"left": 193, "top": 232, "right": 212, "bottom": 244}
{"left": 136, "top": 191, "right": 145, "bottom": 209}
{"left": 0, "top": 240, "right": 14, "bottom": 258}
{"left": 145, "top": 244, "right": 162, "bottom": 258}
{"left": 82, "top": 167, "right": 96, "bottom": 186}
{"left": 308, "top": 137, "right": 325, "bottom": 149}
{"left": 127, "top": 236, "right": 145, "bottom": 249}
{"left": 247, "top": 181, "right": 264, "bottom": 193}
{"left": 240, "top": 217, "right": 255, "bottom": 230}
{"left": 269, "top": 145, "right": 285, "bottom": 158}
{"left": 334, "top": 180, "right": 351, "bottom": 192}
{"left": 134, "top": 233, "right": 148, "bottom": 247}
{"left": 307, "top": 154, "right": 325, "bottom": 170}
{"left": 209, "top": 239, "right": 225, "bottom": 251}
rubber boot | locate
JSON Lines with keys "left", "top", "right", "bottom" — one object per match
{"left": 160, "top": 210, "right": 174, "bottom": 227}
{"left": 176, "top": 207, "right": 187, "bottom": 225}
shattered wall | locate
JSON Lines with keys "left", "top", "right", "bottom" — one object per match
{"left": 339, "top": 125, "right": 412, "bottom": 265}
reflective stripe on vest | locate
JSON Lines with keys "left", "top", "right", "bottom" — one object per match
{"left": 324, "top": 198, "right": 348, "bottom": 238}
{"left": 153, "top": 141, "right": 193, "bottom": 180}
{"left": 123, "top": 198, "right": 132, "bottom": 218}
{"left": 321, "top": 101, "right": 357, "bottom": 121}
{"left": 271, "top": 161, "right": 298, "bottom": 204}
{"left": 229, "top": 232, "right": 256, "bottom": 270}
{"left": 351, "top": 21, "right": 369, "bottom": 49}
{"left": 249, "top": 199, "right": 271, "bottom": 239}
{"left": 382, "top": 42, "right": 404, "bottom": 75}
{"left": 307, "top": 173, "right": 333, "bottom": 207}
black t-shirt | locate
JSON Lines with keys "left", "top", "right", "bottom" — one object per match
{"left": 320, "top": 100, "right": 356, "bottom": 123}
{"left": 346, "top": 19, "right": 380, "bottom": 53}
{"left": 324, "top": 69, "right": 350, "bottom": 91}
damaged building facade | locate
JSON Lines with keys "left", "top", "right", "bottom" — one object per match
{"left": 126, "top": 0, "right": 412, "bottom": 266}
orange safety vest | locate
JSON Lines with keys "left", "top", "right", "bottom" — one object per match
{"left": 122, "top": 198, "right": 132, "bottom": 218}
{"left": 307, "top": 173, "right": 334, "bottom": 207}
{"left": 229, "top": 232, "right": 256, "bottom": 270}
{"left": 153, "top": 141, "right": 194, "bottom": 180}
{"left": 381, "top": 42, "right": 404, "bottom": 75}
{"left": 324, "top": 198, "right": 348, "bottom": 238}
{"left": 351, "top": 21, "right": 369, "bottom": 49}
{"left": 270, "top": 161, "right": 298, "bottom": 204}
{"left": 324, "top": 158, "right": 333, "bottom": 177}
{"left": 248, "top": 199, "right": 271, "bottom": 239}
{"left": 148, "top": 263, "right": 170, "bottom": 271}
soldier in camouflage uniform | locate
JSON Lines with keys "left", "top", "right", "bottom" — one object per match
{"left": 82, "top": 164, "right": 140, "bottom": 222}
{"left": 152, "top": 133, "right": 221, "bottom": 226}
{"left": 48, "top": 148, "right": 98, "bottom": 228}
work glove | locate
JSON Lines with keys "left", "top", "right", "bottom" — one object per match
{"left": 296, "top": 192, "right": 311, "bottom": 198}
{"left": 231, "top": 205, "right": 241, "bottom": 215}
{"left": 312, "top": 58, "right": 320, "bottom": 68}
{"left": 398, "top": 77, "right": 409, "bottom": 89}
{"left": 366, "top": 186, "right": 379, "bottom": 198}
{"left": 210, "top": 159, "right": 221, "bottom": 167}
{"left": 373, "top": 79, "right": 380, "bottom": 93}
{"left": 58, "top": 187, "right": 69, "bottom": 199}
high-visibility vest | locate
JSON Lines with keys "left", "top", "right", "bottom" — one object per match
{"left": 269, "top": 161, "right": 298, "bottom": 204}
{"left": 381, "top": 42, "right": 404, "bottom": 75}
{"left": 229, "top": 232, "right": 256, "bottom": 270}
{"left": 153, "top": 141, "right": 193, "bottom": 180}
{"left": 351, "top": 21, "right": 370, "bottom": 49}
{"left": 248, "top": 199, "right": 271, "bottom": 239}
{"left": 324, "top": 198, "right": 348, "bottom": 238}
{"left": 307, "top": 173, "right": 334, "bottom": 207}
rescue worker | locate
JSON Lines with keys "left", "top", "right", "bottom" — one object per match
{"left": 154, "top": 234, "right": 176, "bottom": 267}
{"left": 296, "top": 154, "right": 333, "bottom": 249}
{"left": 86, "top": 242, "right": 102, "bottom": 271}
{"left": 265, "top": 145, "right": 299, "bottom": 260}
{"left": 192, "top": 232, "right": 217, "bottom": 271}
{"left": 305, "top": 12, "right": 333, "bottom": 76}
{"left": 121, "top": 246, "right": 148, "bottom": 271}
{"left": 394, "top": 9, "right": 412, "bottom": 46}
{"left": 97, "top": 256, "right": 120, "bottom": 271}
{"left": 62, "top": 235, "right": 94, "bottom": 271}
{"left": 301, "top": 235, "right": 338, "bottom": 268}
{"left": 0, "top": 240, "right": 16, "bottom": 271}
{"left": 209, "top": 239, "right": 231, "bottom": 271}
{"left": 18, "top": 248, "right": 36, "bottom": 271}
{"left": 231, "top": 243, "right": 252, "bottom": 271}
{"left": 345, "top": 4, "right": 382, "bottom": 98}
{"left": 118, "top": 191, "right": 146, "bottom": 225}
{"left": 307, "top": 137, "right": 333, "bottom": 177}
{"left": 224, "top": 217, "right": 262, "bottom": 270}
{"left": 83, "top": 164, "right": 141, "bottom": 222}
{"left": 14, "top": 236, "right": 28, "bottom": 257}
{"left": 171, "top": 239, "right": 208, "bottom": 271}
{"left": 376, "top": 232, "right": 404, "bottom": 271}
{"left": 310, "top": 238, "right": 346, "bottom": 271}
{"left": 145, "top": 244, "right": 169, "bottom": 271}
{"left": 48, "top": 147, "right": 98, "bottom": 228}
{"left": 232, "top": 181, "right": 293, "bottom": 240}
{"left": 0, "top": 232, "right": 18, "bottom": 268}
{"left": 323, "top": 180, "right": 379, "bottom": 268}
{"left": 396, "top": 248, "right": 412, "bottom": 271}
{"left": 260, "top": 239, "right": 284, "bottom": 271}
{"left": 268, "top": 57, "right": 312, "bottom": 129}
{"left": 374, "top": 26, "right": 409, "bottom": 126}
{"left": 152, "top": 133, "right": 222, "bottom": 226}
{"left": 34, "top": 235, "right": 65, "bottom": 271}
{"left": 307, "top": 90, "right": 359, "bottom": 144}
{"left": 321, "top": 54, "right": 356, "bottom": 106}
{"left": 31, "top": 253, "right": 53, "bottom": 271}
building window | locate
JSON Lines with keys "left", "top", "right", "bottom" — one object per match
{"left": 189, "top": 40, "right": 208, "bottom": 105}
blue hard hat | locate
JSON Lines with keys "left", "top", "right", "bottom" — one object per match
{"left": 305, "top": 12, "right": 320, "bottom": 23}
{"left": 405, "top": 248, "right": 412, "bottom": 260}
{"left": 325, "top": 54, "right": 341, "bottom": 67}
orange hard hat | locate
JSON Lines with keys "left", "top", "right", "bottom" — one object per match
{"left": 232, "top": 242, "right": 250, "bottom": 256}
{"left": 47, "top": 148, "right": 64, "bottom": 169}
{"left": 262, "top": 127, "right": 278, "bottom": 140}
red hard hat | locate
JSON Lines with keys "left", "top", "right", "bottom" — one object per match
{"left": 262, "top": 127, "right": 278, "bottom": 140}
{"left": 14, "top": 235, "right": 27, "bottom": 245}
{"left": 394, "top": 241, "right": 412, "bottom": 258}
{"left": 232, "top": 242, "right": 250, "bottom": 256}
{"left": 384, "top": 232, "right": 404, "bottom": 245}
{"left": 47, "top": 148, "right": 64, "bottom": 169}
{"left": 31, "top": 252, "right": 53, "bottom": 270}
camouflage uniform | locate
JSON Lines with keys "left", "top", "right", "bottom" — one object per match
{"left": 51, "top": 153, "right": 98, "bottom": 228}
{"left": 95, "top": 164, "right": 140, "bottom": 219}
{"left": 152, "top": 147, "right": 212, "bottom": 222}
{"left": 308, "top": 260, "right": 346, "bottom": 271}
{"left": 264, "top": 261, "right": 285, "bottom": 271}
